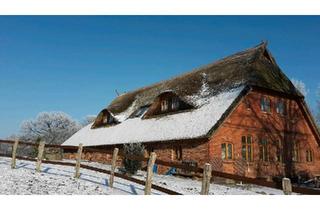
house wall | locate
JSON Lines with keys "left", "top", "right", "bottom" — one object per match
{"left": 209, "top": 89, "right": 320, "bottom": 179}
{"left": 144, "top": 139, "right": 209, "bottom": 174}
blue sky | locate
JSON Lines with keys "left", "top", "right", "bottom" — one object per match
{"left": 0, "top": 16, "right": 319, "bottom": 138}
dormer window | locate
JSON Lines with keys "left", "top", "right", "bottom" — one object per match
{"left": 143, "top": 91, "right": 194, "bottom": 118}
{"left": 130, "top": 105, "right": 150, "bottom": 118}
{"left": 92, "top": 109, "right": 119, "bottom": 129}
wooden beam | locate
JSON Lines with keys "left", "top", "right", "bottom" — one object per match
{"left": 36, "top": 140, "right": 45, "bottom": 172}
{"left": 109, "top": 148, "right": 119, "bottom": 188}
{"left": 200, "top": 163, "right": 212, "bottom": 195}
{"left": 145, "top": 152, "right": 157, "bottom": 195}
{"left": 11, "top": 140, "right": 19, "bottom": 169}
{"left": 282, "top": 177, "right": 292, "bottom": 195}
{"left": 74, "top": 143, "right": 83, "bottom": 178}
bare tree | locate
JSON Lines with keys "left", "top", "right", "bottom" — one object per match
{"left": 291, "top": 78, "right": 309, "bottom": 97}
{"left": 81, "top": 115, "right": 96, "bottom": 126}
{"left": 20, "top": 112, "right": 81, "bottom": 145}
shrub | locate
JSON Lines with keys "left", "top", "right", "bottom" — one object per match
{"left": 122, "top": 143, "right": 145, "bottom": 175}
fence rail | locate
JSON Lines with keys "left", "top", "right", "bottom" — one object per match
{"left": 1, "top": 139, "right": 320, "bottom": 195}
{"left": 0, "top": 152, "right": 181, "bottom": 195}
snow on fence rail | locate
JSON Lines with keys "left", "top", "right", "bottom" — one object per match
{"left": 1, "top": 139, "right": 320, "bottom": 195}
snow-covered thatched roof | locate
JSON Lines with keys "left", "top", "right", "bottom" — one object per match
{"left": 63, "top": 87, "right": 244, "bottom": 146}
{"left": 63, "top": 42, "right": 303, "bottom": 146}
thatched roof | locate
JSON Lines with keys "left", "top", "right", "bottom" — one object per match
{"left": 107, "top": 42, "right": 301, "bottom": 115}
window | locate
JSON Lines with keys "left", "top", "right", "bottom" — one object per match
{"left": 143, "top": 92, "right": 194, "bottom": 118}
{"left": 292, "top": 140, "right": 299, "bottom": 162}
{"left": 171, "top": 97, "right": 180, "bottom": 110}
{"left": 175, "top": 146, "right": 182, "bottom": 161}
{"left": 259, "top": 139, "right": 268, "bottom": 162}
{"left": 260, "top": 96, "right": 271, "bottom": 112}
{"left": 276, "top": 139, "right": 284, "bottom": 163}
{"left": 221, "top": 143, "right": 233, "bottom": 160}
{"left": 276, "top": 100, "right": 286, "bottom": 115}
{"left": 306, "top": 150, "right": 313, "bottom": 162}
{"left": 242, "top": 136, "right": 253, "bottom": 161}
{"left": 92, "top": 109, "right": 119, "bottom": 129}
{"left": 161, "top": 99, "right": 169, "bottom": 112}
{"left": 132, "top": 106, "right": 149, "bottom": 118}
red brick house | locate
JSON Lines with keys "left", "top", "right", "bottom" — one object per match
{"left": 63, "top": 42, "right": 320, "bottom": 180}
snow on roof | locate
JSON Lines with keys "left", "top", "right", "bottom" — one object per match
{"left": 63, "top": 86, "right": 244, "bottom": 146}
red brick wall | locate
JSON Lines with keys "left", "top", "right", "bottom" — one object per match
{"left": 209, "top": 89, "right": 320, "bottom": 178}
{"left": 144, "top": 139, "right": 209, "bottom": 174}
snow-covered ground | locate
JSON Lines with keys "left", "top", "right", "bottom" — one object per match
{"left": 0, "top": 157, "right": 285, "bottom": 195}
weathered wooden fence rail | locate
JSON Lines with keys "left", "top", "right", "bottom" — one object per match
{"left": 1, "top": 139, "right": 320, "bottom": 195}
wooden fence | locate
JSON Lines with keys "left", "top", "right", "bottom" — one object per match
{"left": 1, "top": 139, "right": 320, "bottom": 195}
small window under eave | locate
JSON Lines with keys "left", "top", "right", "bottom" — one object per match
{"left": 91, "top": 109, "right": 119, "bottom": 129}
{"left": 143, "top": 92, "right": 194, "bottom": 118}
{"left": 129, "top": 105, "right": 150, "bottom": 118}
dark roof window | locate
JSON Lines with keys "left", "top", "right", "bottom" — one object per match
{"left": 92, "top": 109, "right": 119, "bottom": 129}
{"left": 130, "top": 105, "right": 150, "bottom": 118}
{"left": 143, "top": 91, "right": 194, "bottom": 118}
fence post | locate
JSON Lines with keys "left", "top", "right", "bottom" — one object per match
{"left": 282, "top": 177, "right": 292, "bottom": 195}
{"left": 200, "top": 163, "right": 212, "bottom": 195}
{"left": 109, "top": 147, "right": 119, "bottom": 188}
{"left": 144, "top": 152, "right": 157, "bottom": 195}
{"left": 11, "top": 140, "right": 19, "bottom": 169}
{"left": 36, "top": 140, "right": 45, "bottom": 172}
{"left": 74, "top": 143, "right": 83, "bottom": 178}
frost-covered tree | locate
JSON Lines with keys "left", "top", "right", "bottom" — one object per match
{"left": 20, "top": 112, "right": 81, "bottom": 145}
{"left": 81, "top": 115, "right": 96, "bottom": 126}
{"left": 291, "top": 78, "right": 309, "bottom": 97}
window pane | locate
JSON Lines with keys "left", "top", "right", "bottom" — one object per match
{"left": 266, "top": 98, "right": 271, "bottom": 112}
{"left": 242, "top": 145, "right": 247, "bottom": 160}
{"left": 259, "top": 146, "right": 263, "bottom": 160}
{"left": 171, "top": 97, "right": 179, "bottom": 110}
{"left": 221, "top": 144, "right": 226, "bottom": 159}
{"left": 248, "top": 145, "right": 252, "bottom": 161}
{"left": 261, "top": 98, "right": 264, "bottom": 111}
{"left": 161, "top": 100, "right": 168, "bottom": 112}
{"left": 247, "top": 136, "right": 252, "bottom": 144}
{"left": 279, "top": 102, "right": 283, "bottom": 114}
{"left": 242, "top": 136, "right": 246, "bottom": 144}
{"left": 227, "top": 144, "right": 233, "bottom": 159}
{"left": 277, "top": 100, "right": 285, "bottom": 114}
